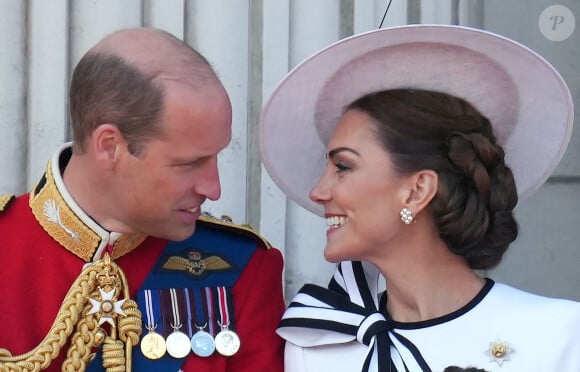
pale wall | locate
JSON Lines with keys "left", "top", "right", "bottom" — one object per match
{"left": 0, "top": 0, "right": 578, "bottom": 302}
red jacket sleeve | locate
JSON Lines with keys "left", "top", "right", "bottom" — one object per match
{"left": 228, "top": 246, "right": 285, "bottom": 371}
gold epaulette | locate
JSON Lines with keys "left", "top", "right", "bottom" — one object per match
{"left": 0, "top": 194, "right": 15, "bottom": 212}
{"left": 198, "top": 213, "right": 272, "bottom": 249}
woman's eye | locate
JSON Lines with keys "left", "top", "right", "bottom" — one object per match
{"left": 334, "top": 161, "right": 351, "bottom": 173}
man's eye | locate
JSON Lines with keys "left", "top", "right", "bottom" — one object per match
{"left": 176, "top": 158, "right": 207, "bottom": 168}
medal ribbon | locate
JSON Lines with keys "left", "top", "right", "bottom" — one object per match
{"left": 189, "top": 287, "right": 217, "bottom": 357}
{"left": 277, "top": 261, "right": 432, "bottom": 372}
{"left": 101, "top": 243, "right": 114, "bottom": 258}
{"left": 169, "top": 288, "right": 186, "bottom": 331}
{"left": 205, "top": 287, "right": 216, "bottom": 336}
{"left": 183, "top": 288, "right": 194, "bottom": 337}
{"left": 143, "top": 289, "right": 162, "bottom": 333}
{"left": 216, "top": 286, "right": 235, "bottom": 330}
{"left": 217, "top": 286, "right": 230, "bottom": 328}
{"left": 193, "top": 287, "right": 208, "bottom": 331}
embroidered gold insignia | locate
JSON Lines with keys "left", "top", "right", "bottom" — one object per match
{"left": 0, "top": 194, "right": 15, "bottom": 212}
{"left": 162, "top": 251, "right": 232, "bottom": 276}
{"left": 43, "top": 198, "right": 79, "bottom": 240}
{"left": 30, "top": 162, "right": 146, "bottom": 261}
{"left": 485, "top": 340, "right": 513, "bottom": 366}
{"left": 199, "top": 212, "right": 272, "bottom": 249}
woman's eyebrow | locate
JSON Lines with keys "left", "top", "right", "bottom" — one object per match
{"left": 327, "top": 147, "right": 361, "bottom": 159}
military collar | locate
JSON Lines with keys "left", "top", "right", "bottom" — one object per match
{"left": 29, "top": 143, "right": 147, "bottom": 262}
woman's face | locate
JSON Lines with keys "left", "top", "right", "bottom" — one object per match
{"left": 310, "top": 109, "right": 412, "bottom": 263}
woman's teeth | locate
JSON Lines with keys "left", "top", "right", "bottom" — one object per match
{"left": 326, "top": 216, "right": 347, "bottom": 228}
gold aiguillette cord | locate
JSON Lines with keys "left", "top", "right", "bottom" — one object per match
{"left": 0, "top": 254, "right": 142, "bottom": 372}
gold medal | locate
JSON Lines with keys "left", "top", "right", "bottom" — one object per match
{"left": 214, "top": 328, "right": 240, "bottom": 356}
{"left": 140, "top": 330, "right": 167, "bottom": 360}
{"left": 140, "top": 290, "right": 166, "bottom": 359}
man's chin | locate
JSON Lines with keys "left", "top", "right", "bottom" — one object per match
{"left": 162, "top": 224, "right": 197, "bottom": 242}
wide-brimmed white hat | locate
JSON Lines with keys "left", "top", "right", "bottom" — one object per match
{"left": 259, "top": 24, "right": 574, "bottom": 216}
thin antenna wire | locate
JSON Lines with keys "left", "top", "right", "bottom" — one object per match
{"left": 378, "top": 0, "right": 394, "bottom": 29}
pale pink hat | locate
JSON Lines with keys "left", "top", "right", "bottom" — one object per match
{"left": 259, "top": 24, "right": 574, "bottom": 216}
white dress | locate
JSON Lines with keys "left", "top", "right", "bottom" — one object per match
{"left": 278, "top": 261, "right": 580, "bottom": 372}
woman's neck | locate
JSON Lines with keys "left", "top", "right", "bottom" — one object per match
{"left": 385, "top": 266, "right": 484, "bottom": 322}
{"left": 371, "top": 238, "right": 485, "bottom": 323}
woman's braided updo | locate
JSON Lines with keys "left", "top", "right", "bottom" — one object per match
{"left": 347, "top": 89, "right": 518, "bottom": 270}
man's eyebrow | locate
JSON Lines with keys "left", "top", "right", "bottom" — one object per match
{"left": 327, "top": 147, "right": 361, "bottom": 159}
{"left": 170, "top": 155, "right": 210, "bottom": 165}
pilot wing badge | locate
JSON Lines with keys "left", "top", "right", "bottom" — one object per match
{"left": 162, "top": 251, "right": 232, "bottom": 277}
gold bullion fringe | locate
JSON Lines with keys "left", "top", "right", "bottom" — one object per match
{"left": 0, "top": 255, "right": 141, "bottom": 372}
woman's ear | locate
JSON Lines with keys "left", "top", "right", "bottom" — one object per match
{"left": 403, "top": 170, "right": 438, "bottom": 214}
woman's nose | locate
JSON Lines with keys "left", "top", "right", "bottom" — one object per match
{"left": 309, "top": 174, "right": 332, "bottom": 204}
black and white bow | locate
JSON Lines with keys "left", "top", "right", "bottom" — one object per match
{"left": 277, "top": 261, "right": 432, "bottom": 372}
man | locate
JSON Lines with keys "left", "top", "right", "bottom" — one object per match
{"left": 0, "top": 28, "right": 284, "bottom": 371}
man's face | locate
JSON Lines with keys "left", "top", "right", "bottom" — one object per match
{"left": 113, "top": 81, "right": 232, "bottom": 241}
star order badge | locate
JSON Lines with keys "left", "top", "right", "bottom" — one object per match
{"left": 88, "top": 287, "right": 127, "bottom": 326}
{"left": 485, "top": 339, "right": 513, "bottom": 366}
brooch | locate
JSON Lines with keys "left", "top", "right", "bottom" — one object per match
{"left": 485, "top": 340, "right": 513, "bottom": 366}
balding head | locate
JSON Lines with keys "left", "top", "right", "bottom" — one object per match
{"left": 90, "top": 28, "right": 218, "bottom": 87}
{"left": 69, "top": 28, "right": 224, "bottom": 155}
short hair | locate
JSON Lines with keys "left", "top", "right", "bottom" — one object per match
{"left": 69, "top": 52, "right": 163, "bottom": 156}
{"left": 69, "top": 30, "right": 217, "bottom": 156}
{"left": 348, "top": 89, "right": 518, "bottom": 270}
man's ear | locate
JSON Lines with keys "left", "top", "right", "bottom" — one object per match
{"left": 90, "top": 124, "right": 123, "bottom": 165}
{"left": 402, "top": 170, "right": 438, "bottom": 214}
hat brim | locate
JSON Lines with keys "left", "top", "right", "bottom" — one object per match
{"left": 259, "top": 24, "right": 573, "bottom": 216}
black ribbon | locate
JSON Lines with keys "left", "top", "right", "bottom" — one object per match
{"left": 277, "top": 261, "right": 432, "bottom": 372}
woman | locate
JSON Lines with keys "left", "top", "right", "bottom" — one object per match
{"left": 258, "top": 25, "right": 580, "bottom": 371}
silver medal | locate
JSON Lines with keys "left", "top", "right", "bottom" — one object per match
{"left": 166, "top": 330, "right": 191, "bottom": 358}
{"left": 191, "top": 330, "right": 216, "bottom": 357}
{"left": 214, "top": 329, "right": 241, "bottom": 356}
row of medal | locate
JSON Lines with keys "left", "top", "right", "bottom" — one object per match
{"left": 138, "top": 287, "right": 239, "bottom": 360}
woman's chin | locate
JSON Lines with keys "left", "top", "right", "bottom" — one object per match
{"left": 323, "top": 247, "right": 351, "bottom": 263}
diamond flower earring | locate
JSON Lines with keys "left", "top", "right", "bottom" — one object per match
{"left": 400, "top": 207, "right": 413, "bottom": 224}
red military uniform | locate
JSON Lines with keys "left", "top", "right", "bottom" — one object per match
{"left": 0, "top": 145, "right": 285, "bottom": 371}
